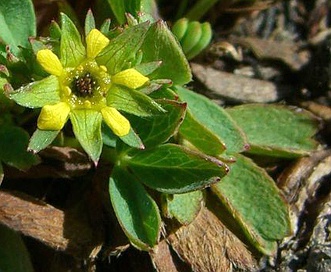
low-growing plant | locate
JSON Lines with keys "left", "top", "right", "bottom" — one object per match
{"left": 0, "top": 0, "right": 319, "bottom": 269}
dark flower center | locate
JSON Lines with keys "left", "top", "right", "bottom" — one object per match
{"left": 72, "top": 73, "right": 97, "bottom": 98}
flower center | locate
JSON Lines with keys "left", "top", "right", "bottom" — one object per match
{"left": 72, "top": 73, "right": 97, "bottom": 98}
{"left": 60, "top": 60, "right": 111, "bottom": 110}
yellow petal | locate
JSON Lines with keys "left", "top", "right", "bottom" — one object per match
{"left": 112, "top": 68, "right": 149, "bottom": 89}
{"left": 37, "top": 49, "right": 63, "bottom": 76}
{"left": 37, "top": 102, "right": 70, "bottom": 130}
{"left": 101, "top": 107, "right": 130, "bottom": 136}
{"left": 86, "top": 29, "right": 110, "bottom": 59}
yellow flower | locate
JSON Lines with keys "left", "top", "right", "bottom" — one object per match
{"left": 35, "top": 29, "right": 149, "bottom": 136}
{"left": 9, "top": 13, "right": 164, "bottom": 162}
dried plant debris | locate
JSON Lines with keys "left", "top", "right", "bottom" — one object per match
{"left": 191, "top": 62, "right": 290, "bottom": 103}
{"left": 230, "top": 37, "right": 310, "bottom": 71}
{"left": 0, "top": 190, "right": 104, "bottom": 259}
{"left": 164, "top": 207, "right": 257, "bottom": 272}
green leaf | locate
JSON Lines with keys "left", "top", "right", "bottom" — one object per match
{"left": 175, "top": 86, "right": 248, "bottom": 154}
{"left": 179, "top": 110, "right": 226, "bottom": 156}
{"left": 70, "top": 110, "right": 103, "bottom": 163}
{"left": 130, "top": 99, "right": 186, "bottom": 147}
{"left": 28, "top": 129, "right": 60, "bottom": 153}
{"left": 107, "top": 85, "right": 165, "bottom": 117}
{"left": 125, "top": 144, "right": 228, "bottom": 194}
{"left": 60, "top": 13, "right": 85, "bottom": 67}
{"left": 109, "top": 167, "right": 161, "bottom": 250}
{"left": 212, "top": 155, "right": 291, "bottom": 255}
{"left": 141, "top": 20, "right": 192, "bottom": 85}
{"left": 8, "top": 75, "right": 60, "bottom": 108}
{"left": 0, "top": 125, "right": 39, "bottom": 170}
{"left": 0, "top": 0, "right": 36, "bottom": 56}
{"left": 227, "top": 104, "right": 319, "bottom": 158}
{"left": 163, "top": 190, "right": 203, "bottom": 225}
{"left": 0, "top": 224, "right": 34, "bottom": 272}
{"left": 97, "top": 22, "right": 150, "bottom": 75}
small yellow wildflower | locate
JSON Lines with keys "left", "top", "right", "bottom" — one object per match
{"left": 35, "top": 29, "right": 148, "bottom": 136}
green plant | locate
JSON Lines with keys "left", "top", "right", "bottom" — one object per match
{"left": 0, "top": 0, "right": 319, "bottom": 267}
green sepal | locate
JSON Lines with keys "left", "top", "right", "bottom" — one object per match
{"left": 179, "top": 110, "right": 226, "bottom": 156}
{"left": 97, "top": 22, "right": 150, "bottom": 75}
{"left": 70, "top": 110, "right": 103, "bottom": 163}
{"left": 212, "top": 154, "right": 291, "bottom": 255}
{"left": 49, "top": 21, "right": 62, "bottom": 40}
{"left": 135, "top": 61, "right": 162, "bottom": 76}
{"left": 109, "top": 167, "right": 161, "bottom": 250}
{"left": 60, "top": 13, "right": 85, "bottom": 67}
{"left": 0, "top": 0, "right": 36, "bottom": 57}
{"left": 8, "top": 75, "right": 60, "bottom": 108}
{"left": 101, "top": 123, "right": 117, "bottom": 148}
{"left": 125, "top": 143, "right": 228, "bottom": 194}
{"left": 100, "top": 19, "right": 111, "bottom": 35}
{"left": 0, "top": 125, "right": 39, "bottom": 170}
{"left": 107, "top": 85, "right": 165, "bottom": 117}
{"left": 175, "top": 86, "right": 248, "bottom": 154}
{"left": 162, "top": 190, "right": 203, "bottom": 225}
{"left": 130, "top": 99, "right": 186, "bottom": 148}
{"left": 102, "top": 124, "right": 144, "bottom": 150}
{"left": 141, "top": 20, "right": 192, "bottom": 85}
{"left": 227, "top": 104, "right": 319, "bottom": 158}
{"left": 28, "top": 129, "right": 60, "bottom": 153}
{"left": 84, "top": 9, "right": 96, "bottom": 36}
{"left": 119, "top": 128, "right": 145, "bottom": 149}
{"left": 0, "top": 224, "right": 34, "bottom": 272}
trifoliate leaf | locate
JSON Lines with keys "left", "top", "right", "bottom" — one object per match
{"left": 175, "top": 86, "right": 248, "bottom": 154}
{"left": 0, "top": 224, "right": 34, "bottom": 272}
{"left": 125, "top": 144, "right": 228, "bottom": 194}
{"left": 179, "top": 110, "right": 226, "bottom": 156}
{"left": 141, "top": 20, "right": 192, "bottom": 85}
{"left": 227, "top": 104, "right": 319, "bottom": 158}
{"left": 0, "top": 0, "right": 36, "bottom": 56}
{"left": 212, "top": 154, "right": 291, "bottom": 255}
{"left": 130, "top": 99, "right": 186, "bottom": 148}
{"left": 163, "top": 190, "right": 204, "bottom": 225}
{"left": 109, "top": 167, "right": 161, "bottom": 250}
{"left": 0, "top": 125, "right": 39, "bottom": 170}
